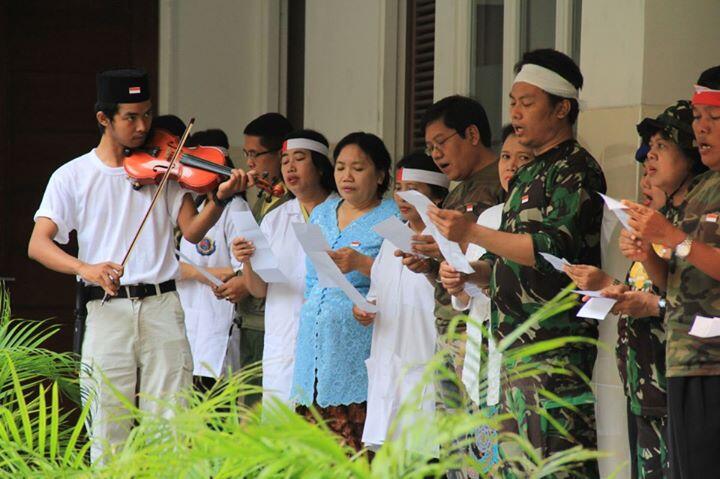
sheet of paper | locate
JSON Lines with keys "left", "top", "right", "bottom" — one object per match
{"left": 291, "top": 223, "right": 331, "bottom": 252}
{"left": 577, "top": 297, "right": 616, "bottom": 320}
{"left": 540, "top": 252, "right": 570, "bottom": 272}
{"left": 176, "top": 249, "right": 224, "bottom": 287}
{"left": 599, "top": 193, "right": 631, "bottom": 230}
{"left": 230, "top": 211, "right": 288, "bottom": 283}
{"left": 397, "top": 190, "right": 475, "bottom": 274}
{"left": 372, "top": 216, "right": 415, "bottom": 254}
{"left": 305, "top": 251, "right": 379, "bottom": 313}
{"left": 292, "top": 224, "right": 378, "bottom": 313}
{"left": 463, "top": 283, "right": 484, "bottom": 298}
{"left": 689, "top": 316, "right": 720, "bottom": 338}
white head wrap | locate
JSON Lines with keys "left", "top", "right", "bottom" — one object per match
{"left": 397, "top": 167, "right": 450, "bottom": 188}
{"left": 282, "top": 138, "right": 329, "bottom": 157}
{"left": 513, "top": 63, "right": 579, "bottom": 100}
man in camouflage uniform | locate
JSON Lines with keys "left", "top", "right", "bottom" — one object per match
{"left": 610, "top": 100, "right": 704, "bottom": 478}
{"left": 429, "top": 49, "right": 605, "bottom": 478}
{"left": 215, "top": 113, "right": 293, "bottom": 405}
{"left": 621, "top": 66, "right": 720, "bottom": 478}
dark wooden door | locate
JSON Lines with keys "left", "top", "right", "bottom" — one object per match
{"left": 0, "top": 0, "right": 158, "bottom": 352}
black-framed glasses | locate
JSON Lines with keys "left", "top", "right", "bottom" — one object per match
{"left": 242, "top": 148, "right": 279, "bottom": 161}
{"left": 424, "top": 131, "right": 459, "bottom": 156}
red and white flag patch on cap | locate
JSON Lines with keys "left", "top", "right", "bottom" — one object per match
{"left": 521, "top": 194, "right": 529, "bottom": 204}
{"left": 705, "top": 213, "right": 718, "bottom": 223}
{"left": 128, "top": 86, "right": 142, "bottom": 95}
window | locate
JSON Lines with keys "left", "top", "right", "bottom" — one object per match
{"left": 404, "top": 0, "right": 436, "bottom": 153}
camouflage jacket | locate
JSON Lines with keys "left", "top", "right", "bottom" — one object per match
{"left": 484, "top": 140, "right": 606, "bottom": 394}
{"left": 433, "top": 161, "right": 503, "bottom": 334}
{"left": 616, "top": 202, "right": 682, "bottom": 416}
{"left": 666, "top": 170, "right": 720, "bottom": 377}
{"left": 236, "top": 187, "right": 292, "bottom": 331}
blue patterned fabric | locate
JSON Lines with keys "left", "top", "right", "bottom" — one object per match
{"left": 292, "top": 196, "right": 399, "bottom": 407}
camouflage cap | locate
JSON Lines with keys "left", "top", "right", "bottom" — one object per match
{"left": 636, "top": 100, "right": 696, "bottom": 150}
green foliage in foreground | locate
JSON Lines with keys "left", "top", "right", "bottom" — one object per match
{"left": 0, "top": 282, "right": 621, "bottom": 478}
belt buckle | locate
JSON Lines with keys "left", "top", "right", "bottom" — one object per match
{"left": 124, "top": 285, "right": 141, "bottom": 300}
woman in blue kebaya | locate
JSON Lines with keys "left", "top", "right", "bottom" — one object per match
{"left": 292, "top": 132, "right": 399, "bottom": 451}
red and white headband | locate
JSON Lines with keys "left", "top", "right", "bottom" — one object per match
{"left": 692, "top": 85, "right": 720, "bottom": 107}
{"left": 396, "top": 167, "right": 450, "bottom": 188}
{"left": 282, "top": 138, "right": 329, "bottom": 157}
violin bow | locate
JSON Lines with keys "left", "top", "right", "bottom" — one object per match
{"left": 101, "top": 117, "right": 196, "bottom": 306}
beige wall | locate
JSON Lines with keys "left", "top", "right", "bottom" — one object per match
{"left": 158, "top": 0, "right": 283, "bottom": 164}
{"left": 304, "top": 0, "right": 405, "bottom": 159}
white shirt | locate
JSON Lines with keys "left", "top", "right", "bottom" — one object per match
{"left": 259, "top": 198, "right": 310, "bottom": 407}
{"left": 453, "top": 203, "right": 503, "bottom": 406}
{"left": 34, "top": 149, "right": 186, "bottom": 285}
{"left": 362, "top": 234, "right": 437, "bottom": 453}
{"left": 176, "top": 198, "right": 248, "bottom": 377}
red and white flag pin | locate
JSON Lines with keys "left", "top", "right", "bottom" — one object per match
{"left": 706, "top": 213, "right": 718, "bottom": 223}
{"left": 351, "top": 241, "right": 361, "bottom": 248}
{"left": 465, "top": 204, "right": 474, "bottom": 212}
{"left": 128, "top": 86, "right": 142, "bottom": 95}
{"left": 521, "top": 194, "right": 529, "bottom": 204}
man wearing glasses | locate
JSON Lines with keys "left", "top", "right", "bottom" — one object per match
{"left": 215, "top": 112, "right": 293, "bottom": 405}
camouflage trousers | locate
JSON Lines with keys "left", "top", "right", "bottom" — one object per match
{"left": 496, "top": 375, "right": 599, "bottom": 479}
{"left": 627, "top": 412, "right": 668, "bottom": 479}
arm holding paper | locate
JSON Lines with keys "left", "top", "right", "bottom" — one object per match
{"left": 231, "top": 236, "right": 268, "bottom": 299}
{"left": 584, "top": 283, "right": 661, "bottom": 318}
{"left": 624, "top": 199, "right": 720, "bottom": 283}
{"left": 426, "top": 206, "right": 536, "bottom": 266}
{"left": 178, "top": 262, "right": 233, "bottom": 287}
{"left": 328, "top": 247, "right": 374, "bottom": 277}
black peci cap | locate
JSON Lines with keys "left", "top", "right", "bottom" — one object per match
{"left": 97, "top": 68, "right": 150, "bottom": 103}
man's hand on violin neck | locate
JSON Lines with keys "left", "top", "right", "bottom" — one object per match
{"left": 77, "top": 261, "right": 124, "bottom": 296}
{"left": 216, "top": 168, "right": 253, "bottom": 200}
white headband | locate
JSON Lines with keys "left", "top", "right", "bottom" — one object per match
{"left": 282, "top": 138, "right": 329, "bottom": 157}
{"left": 397, "top": 168, "right": 450, "bottom": 188}
{"left": 513, "top": 63, "right": 579, "bottom": 100}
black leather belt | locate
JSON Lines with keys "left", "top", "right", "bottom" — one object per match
{"left": 85, "top": 280, "right": 176, "bottom": 301}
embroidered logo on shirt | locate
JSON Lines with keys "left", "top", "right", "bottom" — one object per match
{"left": 196, "top": 237, "right": 216, "bottom": 256}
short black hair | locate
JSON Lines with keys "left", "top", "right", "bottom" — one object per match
{"left": 396, "top": 150, "right": 448, "bottom": 201}
{"left": 500, "top": 123, "right": 516, "bottom": 143}
{"left": 283, "top": 129, "right": 337, "bottom": 196}
{"left": 421, "top": 95, "right": 492, "bottom": 147}
{"left": 514, "top": 48, "right": 584, "bottom": 125}
{"left": 333, "top": 132, "right": 392, "bottom": 198}
{"left": 697, "top": 65, "right": 720, "bottom": 90}
{"left": 243, "top": 113, "right": 294, "bottom": 152}
{"left": 187, "top": 128, "right": 229, "bottom": 149}
{"left": 153, "top": 114, "right": 187, "bottom": 137}
{"left": 94, "top": 101, "right": 119, "bottom": 134}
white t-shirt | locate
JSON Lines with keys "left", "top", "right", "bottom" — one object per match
{"left": 362, "top": 233, "right": 437, "bottom": 453}
{"left": 34, "top": 149, "right": 187, "bottom": 285}
{"left": 177, "top": 198, "right": 247, "bottom": 377}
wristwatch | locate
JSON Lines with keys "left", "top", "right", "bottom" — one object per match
{"left": 657, "top": 297, "right": 667, "bottom": 317}
{"left": 674, "top": 237, "right": 693, "bottom": 259}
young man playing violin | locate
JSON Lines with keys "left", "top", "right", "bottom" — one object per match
{"left": 28, "top": 69, "right": 247, "bottom": 463}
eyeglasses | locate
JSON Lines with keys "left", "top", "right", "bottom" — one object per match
{"left": 424, "top": 131, "right": 459, "bottom": 156}
{"left": 242, "top": 148, "right": 278, "bottom": 161}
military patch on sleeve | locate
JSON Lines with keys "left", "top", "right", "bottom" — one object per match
{"left": 704, "top": 213, "right": 718, "bottom": 223}
{"left": 196, "top": 237, "right": 216, "bottom": 256}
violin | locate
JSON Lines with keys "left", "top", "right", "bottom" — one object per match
{"left": 177, "top": 155, "right": 286, "bottom": 200}
{"left": 123, "top": 128, "right": 226, "bottom": 194}
{"left": 124, "top": 129, "right": 285, "bottom": 198}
